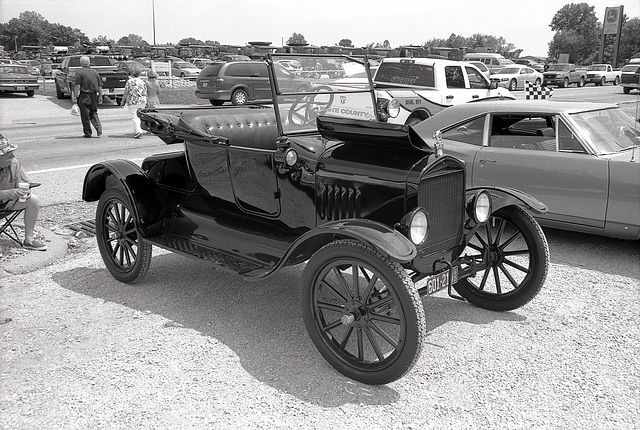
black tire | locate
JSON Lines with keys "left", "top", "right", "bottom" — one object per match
{"left": 508, "top": 79, "right": 517, "bottom": 91}
{"left": 96, "top": 187, "right": 152, "bottom": 284}
{"left": 562, "top": 77, "right": 569, "bottom": 88}
{"left": 26, "top": 90, "right": 34, "bottom": 97}
{"left": 180, "top": 72, "right": 186, "bottom": 78}
{"left": 600, "top": 77, "right": 606, "bottom": 86}
{"left": 231, "top": 89, "right": 248, "bottom": 105}
{"left": 453, "top": 206, "right": 549, "bottom": 311}
{"left": 534, "top": 78, "right": 541, "bottom": 86}
{"left": 623, "top": 87, "right": 631, "bottom": 94}
{"left": 55, "top": 81, "right": 65, "bottom": 99}
{"left": 613, "top": 76, "right": 620, "bottom": 85}
{"left": 115, "top": 97, "right": 123, "bottom": 106}
{"left": 209, "top": 99, "right": 224, "bottom": 106}
{"left": 301, "top": 239, "right": 426, "bottom": 384}
{"left": 577, "top": 77, "right": 585, "bottom": 87}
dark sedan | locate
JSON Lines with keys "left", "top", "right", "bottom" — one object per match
{"left": 414, "top": 100, "right": 640, "bottom": 239}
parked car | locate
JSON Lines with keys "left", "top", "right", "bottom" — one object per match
{"left": 543, "top": 63, "right": 586, "bottom": 88}
{"left": 515, "top": 59, "right": 545, "bottom": 73}
{"left": 114, "top": 60, "right": 150, "bottom": 77}
{"left": 371, "top": 57, "right": 514, "bottom": 125}
{"left": 191, "top": 58, "right": 213, "bottom": 69}
{"left": 620, "top": 63, "right": 640, "bottom": 94}
{"left": 195, "top": 60, "right": 313, "bottom": 105}
{"left": 0, "top": 64, "right": 39, "bottom": 97}
{"left": 171, "top": 61, "right": 200, "bottom": 79}
{"left": 585, "top": 64, "right": 621, "bottom": 86}
{"left": 219, "top": 54, "right": 251, "bottom": 62}
{"left": 17, "top": 59, "right": 42, "bottom": 76}
{"left": 462, "top": 53, "right": 514, "bottom": 74}
{"left": 413, "top": 100, "right": 640, "bottom": 239}
{"left": 490, "top": 65, "right": 543, "bottom": 91}
{"left": 82, "top": 54, "right": 549, "bottom": 385}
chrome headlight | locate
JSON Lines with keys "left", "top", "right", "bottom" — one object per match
{"left": 386, "top": 98, "right": 400, "bottom": 118}
{"left": 284, "top": 148, "right": 298, "bottom": 166}
{"left": 399, "top": 208, "right": 429, "bottom": 246}
{"left": 469, "top": 191, "right": 492, "bottom": 223}
{"left": 376, "top": 98, "right": 400, "bottom": 121}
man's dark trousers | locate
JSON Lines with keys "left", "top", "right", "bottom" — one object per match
{"left": 78, "top": 92, "right": 102, "bottom": 137}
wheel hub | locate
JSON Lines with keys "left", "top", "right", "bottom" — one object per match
{"left": 485, "top": 245, "right": 503, "bottom": 266}
{"left": 341, "top": 300, "right": 369, "bottom": 328}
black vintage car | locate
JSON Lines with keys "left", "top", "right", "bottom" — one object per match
{"left": 82, "top": 54, "right": 550, "bottom": 384}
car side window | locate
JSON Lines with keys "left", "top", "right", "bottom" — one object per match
{"left": 225, "top": 63, "right": 250, "bottom": 77}
{"left": 445, "top": 66, "right": 465, "bottom": 88}
{"left": 248, "top": 63, "right": 268, "bottom": 77}
{"left": 442, "top": 116, "right": 485, "bottom": 146}
{"left": 558, "top": 119, "right": 586, "bottom": 153}
{"left": 465, "top": 66, "right": 488, "bottom": 89}
{"left": 489, "top": 114, "right": 558, "bottom": 151}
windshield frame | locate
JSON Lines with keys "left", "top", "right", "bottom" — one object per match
{"left": 267, "top": 53, "right": 379, "bottom": 136}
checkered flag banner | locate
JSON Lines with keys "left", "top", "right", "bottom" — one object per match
{"left": 525, "top": 81, "right": 553, "bottom": 99}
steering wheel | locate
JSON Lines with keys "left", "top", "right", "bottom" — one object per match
{"left": 287, "top": 87, "right": 335, "bottom": 127}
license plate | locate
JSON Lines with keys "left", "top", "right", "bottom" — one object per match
{"left": 424, "top": 266, "right": 458, "bottom": 295}
{"left": 16, "top": 86, "right": 25, "bottom": 91}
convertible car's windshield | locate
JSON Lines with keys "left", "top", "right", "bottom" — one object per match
{"left": 269, "top": 54, "right": 378, "bottom": 135}
{"left": 570, "top": 107, "right": 640, "bottom": 153}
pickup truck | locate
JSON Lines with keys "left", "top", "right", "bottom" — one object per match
{"left": 542, "top": 63, "right": 586, "bottom": 88}
{"left": 371, "top": 58, "right": 514, "bottom": 126}
{"left": 54, "top": 55, "right": 128, "bottom": 105}
{"left": 585, "top": 64, "right": 621, "bottom": 86}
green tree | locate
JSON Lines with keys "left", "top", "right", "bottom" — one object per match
{"left": 548, "top": 3, "right": 600, "bottom": 64}
{"left": 618, "top": 17, "right": 640, "bottom": 63}
{"left": 178, "top": 37, "right": 204, "bottom": 45}
{"left": 116, "top": 34, "right": 148, "bottom": 46}
{"left": 286, "top": 32, "right": 307, "bottom": 45}
{"left": 92, "top": 35, "right": 115, "bottom": 47}
{"left": 338, "top": 39, "right": 353, "bottom": 47}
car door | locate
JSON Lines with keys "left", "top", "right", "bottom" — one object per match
{"left": 248, "top": 62, "right": 271, "bottom": 101}
{"left": 518, "top": 67, "right": 536, "bottom": 87}
{"left": 472, "top": 114, "right": 609, "bottom": 229}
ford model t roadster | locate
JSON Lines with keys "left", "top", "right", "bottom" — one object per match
{"left": 82, "top": 54, "right": 549, "bottom": 384}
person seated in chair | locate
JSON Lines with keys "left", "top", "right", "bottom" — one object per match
{"left": 0, "top": 134, "right": 46, "bottom": 251}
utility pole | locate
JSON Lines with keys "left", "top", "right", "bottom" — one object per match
{"left": 152, "top": 0, "right": 157, "bottom": 46}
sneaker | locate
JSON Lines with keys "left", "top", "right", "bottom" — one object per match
{"left": 134, "top": 132, "right": 142, "bottom": 139}
{"left": 23, "top": 240, "right": 47, "bottom": 251}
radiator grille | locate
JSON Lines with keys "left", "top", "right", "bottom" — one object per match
{"left": 418, "top": 169, "right": 464, "bottom": 254}
{"left": 318, "top": 184, "right": 362, "bottom": 221}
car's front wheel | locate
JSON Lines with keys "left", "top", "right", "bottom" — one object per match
{"left": 26, "top": 90, "right": 34, "bottom": 97}
{"left": 534, "top": 78, "right": 541, "bottom": 86}
{"left": 600, "top": 76, "right": 607, "bottom": 86}
{"left": 508, "top": 79, "right": 517, "bottom": 91}
{"left": 231, "top": 89, "right": 248, "bottom": 105}
{"left": 96, "top": 187, "right": 152, "bottom": 284}
{"left": 562, "top": 77, "right": 569, "bottom": 88}
{"left": 301, "top": 239, "right": 425, "bottom": 384}
{"left": 453, "top": 206, "right": 549, "bottom": 311}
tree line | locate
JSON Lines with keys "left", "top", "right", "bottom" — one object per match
{"left": 1, "top": 4, "right": 638, "bottom": 65}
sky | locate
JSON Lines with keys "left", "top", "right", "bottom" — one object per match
{"left": 1, "top": 0, "right": 638, "bottom": 57}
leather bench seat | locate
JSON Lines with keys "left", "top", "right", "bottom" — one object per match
{"left": 178, "top": 108, "right": 279, "bottom": 150}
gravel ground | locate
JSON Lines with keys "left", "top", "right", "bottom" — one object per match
{"left": 0, "top": 212, "right": 638, "bottom": 429}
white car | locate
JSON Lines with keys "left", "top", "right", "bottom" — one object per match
{"left": 490, "top": 65, "right": 543, "bottom": 91}
{"left": 372, "top": 58, "right": 514, "bottom": 126}
{"left": 171, "top": 61, "right": 201, "bottom": 79}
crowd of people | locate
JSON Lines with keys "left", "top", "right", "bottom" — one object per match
{"left": 1, "top": 55, "right": 162, "bottom": 253}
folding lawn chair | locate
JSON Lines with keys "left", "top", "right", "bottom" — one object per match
{"left": 0, "top": 207, "right": 25, "bottom": 247}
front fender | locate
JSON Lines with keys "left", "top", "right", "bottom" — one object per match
{"left": 82, "top": 159, "right": 177, "bottom": 236}
{"left": 467, "top": 186, "right": 547, "bottom": 214}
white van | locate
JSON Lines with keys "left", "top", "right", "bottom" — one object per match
{"left": 463, "top": 53, "right": 514, "bottom": 74}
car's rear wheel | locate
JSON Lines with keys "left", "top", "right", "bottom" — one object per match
{"left": 508, "top": 79, "right": 517, "bottom": 91}
{"left": 534, "top": 78, "right": 541, "bottom": 86}
{"left": 55, "top": 81, "right": 65, "bottom": 99}
{"left": 578, "top": 77, "right": 585, "bottom": 87}
{"left": 96, "top": 187, "right": 152, "bottom": 284}
{"left": 613, "top": 76, "right": 620, "bottom": 85}
{"left": 453, "top": 206, "right": 549, "bottom": 311}
{"left": 26, "top": 90, "right": 34, "bottom": 97}
{"left": 301, "top": 239, "right": 425, "bottom": 384}
{"left": 231, "top": 89, "right": 248, "bottom": 105}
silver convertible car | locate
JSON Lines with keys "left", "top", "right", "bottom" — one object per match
{"left": 413, "top": 100, "right": 640, "bottom": 239}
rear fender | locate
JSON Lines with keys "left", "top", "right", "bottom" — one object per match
{"left": 82, "top": 160, "right": 176, "bottom": 236}
{"left": 281, "top": 219, "right": 417, "bottom": 268}
{"left": 467, "top": 186, "right": 548, "bottom": 214}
